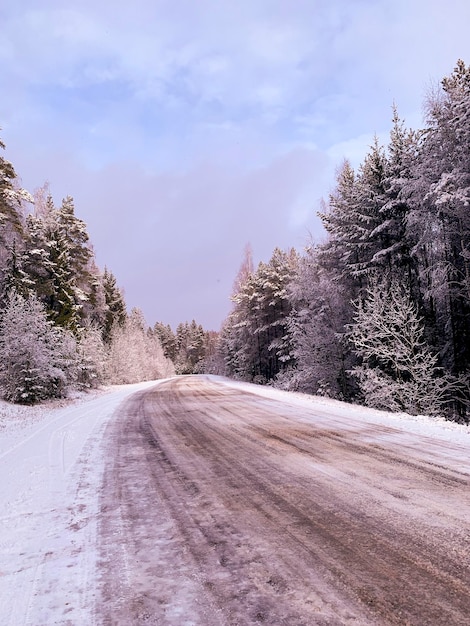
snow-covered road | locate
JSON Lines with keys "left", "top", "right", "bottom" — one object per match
{"left": 0, "top": 381, "right": 159, "bottom": 626}
{"left": 1, "top": 376, "right": 469, "bottom": 625}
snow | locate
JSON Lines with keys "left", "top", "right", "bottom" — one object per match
{"left": 1, "top": 375, "right": 468, "bottom": 625}
{"left": 0, "top": 380, "right": 162, "bottom": 626}
{"left": 216, "top": 377, "right": 470, "bottom": 474}
{"left": 219, "top": 377, "right": 470, "bottom": 439}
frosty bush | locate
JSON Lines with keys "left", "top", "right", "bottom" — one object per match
{"left": 348, "top": 278, "right": 452, "bottom": 416}
{"left": 0, "top": 291, "right": 75, "bottom": 403}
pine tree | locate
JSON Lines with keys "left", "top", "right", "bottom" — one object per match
{"left": 198, "top": 330, "right": 221, "bottom": 374}
{"left": 0, "top": 240, "right": 33, "bottom": 304}
{"left": 153, "top": 322, "right": 177, "bottom": 362}
{"left": 83, "top": 258, "right": 108, "bottom": 329}
{"left": 21, "top": 208, "right": 80, "bottom": 330}
{"left": 57, "top": 196, "right": 94, "bottom": 303}
{"left": 222, "top": 247, "right": 298, "bottom": 383}
{"left": 410, "top": 60, "right": 470, "bottom": 383}
{"left": 186, "top": 320, "right": 206, "bottom": 373}
{"left": 0, "top": 135, "right": 31, "bottom": 252}
{"left": 0, "top": 135, "right": 32, "bottom": 297}
{"left": 371, "top": 107, "right": 421, "bottom": 285}
{"left": 319, "top": 139, "right": 389, "bottom": 285}
{"left": 174, "top": 322, "right": 195, "bottom": 374}
{"left": 318, "top": 159, "right": 360, "bottom": 281}
{"left": 101, "top": 267, "right": 127, "bottom": 342}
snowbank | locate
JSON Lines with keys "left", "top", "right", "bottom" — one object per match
{"left": 0, "top": 380, "right": 164, "bottom": 626}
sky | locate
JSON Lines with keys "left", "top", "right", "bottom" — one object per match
{"left": 1, "top": 0, "right": 470, "bottom": 330}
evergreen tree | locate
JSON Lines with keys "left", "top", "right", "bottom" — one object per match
{"left": 318, "top": 159, "right": 361, "bottom": 282}
{"left": 83, "top": 258, "right": 108, "bottom": 330}
{"left": 57, "top": 196, "right": 93, "bottom": 280}
{"left": 283, "top": 246, "right": 354, "bottom": 398}
{"left": 174, "top": 321, "right": 206, "bottom": 374}
{"left": 57, "top": 195, "right": 101, "bottom": 325}
{"left": 223, "top": 248, "right": 298, "bottom": 383}
{"left": 0, "top": 135, "right": 31, "bottom": 252}
{"left": 319, "top": 139, "right": 388, "bottom": 286}
{"left": 101, "top": 267, "right": 127, "bottom": 342}
{"left": 0, "top": 135, "right": 32, "bottom": 300}
{"left": 22, "top": 208, "right": 80, "bottom": 330}
{"left": 0, "top": 239, "right": 33, "bottom": 304}
{"left": 409, "top": 60, "right": 470, "bottom": 384}
{"left": 18, "top": 193, "right": 103, "bottom": 332}
{"left": 198, "top": 330, "right": 220, "bottom": 374}
{"left": 153, "top": 322, "right": 177, "bottom": 362}
{"left": 371, "top": 107, "right": 421, "bottom": 286}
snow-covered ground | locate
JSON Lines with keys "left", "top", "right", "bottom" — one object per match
{"left": 219, "top": 377, "right": 470, "bottom": 472}
{"left": 0, "top": 376, "right": 468, "bottom": 625}
{"left": 0, "top": 380, "right": 161, "bottom": 626}
{"left": 222, "top": 377, "right": 470, "bottom": 439}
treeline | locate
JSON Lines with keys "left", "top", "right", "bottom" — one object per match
{"left": 0, "top": 144, "right": 176, "bottom": 403}
{"left": 153, "top": 320, "right": 218, "bottom": 375}
{"left": 214, "top": 61, "right": 470, "bottom": 422}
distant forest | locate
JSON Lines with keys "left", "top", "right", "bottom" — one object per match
{"left": 1, "top": 61, "right": 469, "bottom": 422}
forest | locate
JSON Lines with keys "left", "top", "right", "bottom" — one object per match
{"left": 0, "top": 151, "right": 217, "bottom": 402}
{"left": 1, "top": 61, "right": 469, "bottom": 422}
{"left": 214, "top": 61, "right": 470, "bottom": 423}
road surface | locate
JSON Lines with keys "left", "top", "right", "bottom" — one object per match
{"left": 96, "top": 376, "right": 470, "bottom": 625}
{"left": 0, "top": 380, "right": 159, "bottom": 625}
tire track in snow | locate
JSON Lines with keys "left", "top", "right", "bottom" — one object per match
{"left": 0, "top": 380, "right": 161, "bottom": 626}
{"left": 96, "top": 376, "right": 470, "bottom": 625}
